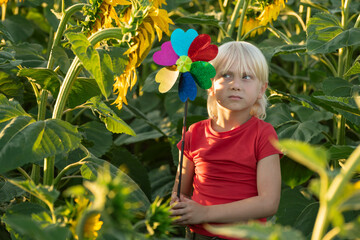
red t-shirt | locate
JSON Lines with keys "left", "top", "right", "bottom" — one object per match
{"left": 177, "top": 117, "right": 281, "bottom": 239}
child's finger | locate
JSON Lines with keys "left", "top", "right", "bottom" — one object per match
{"left": 171, "top": 202, "right": 186, "bottom": 209}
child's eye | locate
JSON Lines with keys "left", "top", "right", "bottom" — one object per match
{"left": 243, "top": 75, "right": 252, "bottom": 80}
{"left": 222, "top": 73, "right": 231, "bottom": 78}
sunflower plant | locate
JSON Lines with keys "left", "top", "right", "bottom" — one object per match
{"left": 0, "top": 0, "right": 175, "bottom": 239}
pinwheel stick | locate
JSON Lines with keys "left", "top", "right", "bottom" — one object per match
{"left": 177, "top": 99, "right": 188, "bottom": 199}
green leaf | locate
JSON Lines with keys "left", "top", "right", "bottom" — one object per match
{"left": 8, "top": 42, "right": 46, "bottom": 68}
{"left": 51, "top": 46, "right": 70, "bottom": 73}
{"left": 273, "top": 44, "right": 307, "bottom": 56}
{"left": 26, "top": 9, "right": 51, "bottom": 33}
{"left": 5, "top": 201, "right": 49, "bottom": 216}
{"left": 175, "top": 15, "right": 221, "bottom": 27}
{"left": 291, "top": 105, "right": 333, "bottom": 123}
{"left": 66, "top": 32, "right": 112, "bottom": 99}
{"left": 0, "top": 180, "right": 25, "bottom": 202}
{"left": 0, "top": 96, "right": 30, "bottom": 131}
{"left": 114, "top": 109, "right": 169, "bottom": 146}
{"left": 265, "top": 104, "right": 293, "bottom": 128}
{"left": 7, "top": 179, "right": 59, "bottom": 205}
{"left": 276, "top": 120, "right": 328, "bottom": 142}
{"left": 311, "top": 95, "right": 360, "bottom": 125}
{"left": 0, "top": 72, "right": 23, "bottom": 98}
{"left": 110, "top": 147, "right": 152, "bottom": 200}
{"left": 268, "top": 88, "right": 320, "bottom": 110}
{"left": 149, "top": 165, "right": 174, "bottom": 201}
{"left": 124, "top": 104, "right": 167, "bottom": 136}
{"left": 0, "top": 21, "right": 14, "bottom": 42}
{"left": 115, "top": 130, "right": 162, "bottom": 145}
{"left": 276, "top": 140, "right": 329, "bottom": 174}
{"left": 142, "top": 70, "right": 158, "bottom": 93}
{"left": 344, "top": 59, "right": 360, "bottom": 77}
{"left": 322, "top": 77, "right": 354, "bottom": 97}
{"left": 87, "top": 96, "right": 135, "bottom": 135}
{"left": 307, "top": 13, "right": 360, "bottom": 54}
{"left": 2, "top": 16, "right": 34, "bottom": 42}
{"left": 17, "top": 68, "right": 61, "bottom": 98}
{"left": 3, "top": 215, "right": 69, "bottom": 240}
{"left": 164, "top": 92, "right": 186, "bottom": 120}
{"left": 339, "top": 189, "right": 360, "bottom": 212}
{"left": 0, "top": 117, "right": 81, "bottom": 173}
{"left": 328, "top": 145, "right": 356, "bottom": 161}
{"left": 293, "top": 202, "right": 319, "bottom": 237}
{"left": 67, "top": 78, "right": 101, "bottom": 108}
{"left": 281, "top": 156, "right": 314, "bottom": 188}
{"left": 80, "top": 156, "right": 150, "bottom": 212}
{"left": 0, "top": 96, "right": 81, "bottom": 173}
{"left": 79, "top": 121, "right": 112, "bottom": 157}
{"left": 206, "top": 221, "right": 305, "bottom": 240}
{"left": 107, "top": 46, "right": 128, "bottom": 77}
{"left": 97, "top": 49, "right": 115, "bottom": 97}
{"left": 276, "top": 186, "right": 316, "bottom": 226}
{"left": 341, "top": 218, "right": 360, "bottom": 239}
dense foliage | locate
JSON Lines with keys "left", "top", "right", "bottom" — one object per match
{"left": 0, "top": 0, "right": 359, "bottom": 240}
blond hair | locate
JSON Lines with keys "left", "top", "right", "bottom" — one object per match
{"left": 208, "top": 41, "right": 269, "bottom": 120}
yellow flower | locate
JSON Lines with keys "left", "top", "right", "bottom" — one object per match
{"left": 83, "top": 213, "right": 103, "bottom": 240}
{"left": 113, "top": 2, "right": 173, "bottom": 109}
{"left": 149, "top": 0, "right": 167, "bottom": 8}
{"left": 69, "top": 197, "right": 91, "bottom": 240}
{"left": 104, "top": 0, "right": 131, "bottom": 5}
{"left": 85, "top": 0, "right": 173, "bottom": 109}
{"left": 238, "top": 0, "right": 286, "bottom": 38}
{"left": 257, "top": 0, "right": 286, "bottom": 26}
{"left": 90, "top": 0, "right": 130, "bottom": 34}
{"left": 0, "top": 0, "right": 8, "bottom": 4}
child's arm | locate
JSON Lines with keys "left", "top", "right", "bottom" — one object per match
{"left": 170, "top": 154, "right": 195, "bottom": 205}
{"left": 172, "top": 154, "right": 281, "bottom": 224}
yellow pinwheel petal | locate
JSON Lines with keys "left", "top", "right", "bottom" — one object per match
{"left": 155, "top": 67, "right": 179, "bottom": 93}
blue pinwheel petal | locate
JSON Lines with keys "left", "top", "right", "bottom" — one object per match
{"left": 171, "top": 29, "right": 198, "bottom": 57}
{"left": 179, "top": 72, "right": 197, "bottom": 102}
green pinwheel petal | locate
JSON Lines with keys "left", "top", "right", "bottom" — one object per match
{"left": 190, "top": 61, "right": 216, "bottom": 89}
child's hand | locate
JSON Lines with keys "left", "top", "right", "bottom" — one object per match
{"left": 169, "top": 191, "right": 179, "bottom": 206}
{"left": 170, "top": 195, "right": 208, "bottom": 225}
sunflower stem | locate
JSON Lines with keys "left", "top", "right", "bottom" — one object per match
{"left": 43, "top": 156, "right": 55, "bottom": 186}
{"left": 52, "top": 28, "right": 123, "bottom": 120}
{"left": 236, "top": 0, "right": 250, "bottom": 41}
{"left": 47, "top": 3, "right": 87, "bottom": 70}
{"left": 227, "top": 0, "right": 244, "bottom": 38}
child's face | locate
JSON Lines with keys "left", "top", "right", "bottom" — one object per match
{"left": 210, "top": 62, "right": 267, "bottom": 114}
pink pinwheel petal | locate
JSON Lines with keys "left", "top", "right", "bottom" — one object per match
{"left": 188, "top": 34, "right": 218, "bottom": 62}
{"left": 153, "top": 41, "right": 179, "bottom": 66}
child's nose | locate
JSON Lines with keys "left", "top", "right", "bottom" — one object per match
{"left": 230, "top": 79, "right": 242, "bottom": 90}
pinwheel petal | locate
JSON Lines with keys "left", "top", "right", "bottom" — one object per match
{"left": 171, "top": 29, "right": 198, "bottom": 57}
{"left": 188, "top": 34, "right": 218, "bottom": 62}
{"left": 179, "top": 72, "right": 197, "bottom": 102}
{"left": 155, "top": 67, "right": 180, "bottom": 93}
{"left": 153, "top": 41, "right": 179, "bottom": 66}
{"left": 190, "top": 61, "right": 215, "bottom": 89}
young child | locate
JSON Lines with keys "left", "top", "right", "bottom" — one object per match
{"left": 170, "top": 41, "right": 282, "bottom": 240}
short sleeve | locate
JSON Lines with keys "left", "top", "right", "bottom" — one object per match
{"left": 256, "top": 123, "right": 282, "bottom": 161}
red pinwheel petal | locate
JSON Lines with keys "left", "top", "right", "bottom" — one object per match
{"left": 188, "top": 34, "right": 218, "bottom": 62}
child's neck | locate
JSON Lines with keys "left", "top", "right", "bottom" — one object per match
{"left": 212, "top": 111, "right": 252, "bottom": 132}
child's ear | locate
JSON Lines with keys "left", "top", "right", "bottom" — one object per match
{"left": 208, "top": 84, "right": 215, "bottom": 96}
{"left": 258, "top": 82, "right": 268, "bottom": 98}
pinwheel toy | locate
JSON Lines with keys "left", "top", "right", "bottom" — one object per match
{"left": 153, "top": 28, "right": 218, "bottom": 198}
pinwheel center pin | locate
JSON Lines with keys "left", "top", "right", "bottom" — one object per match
{"left": 176, "top": 56, "right": 193, "bottom": 73}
